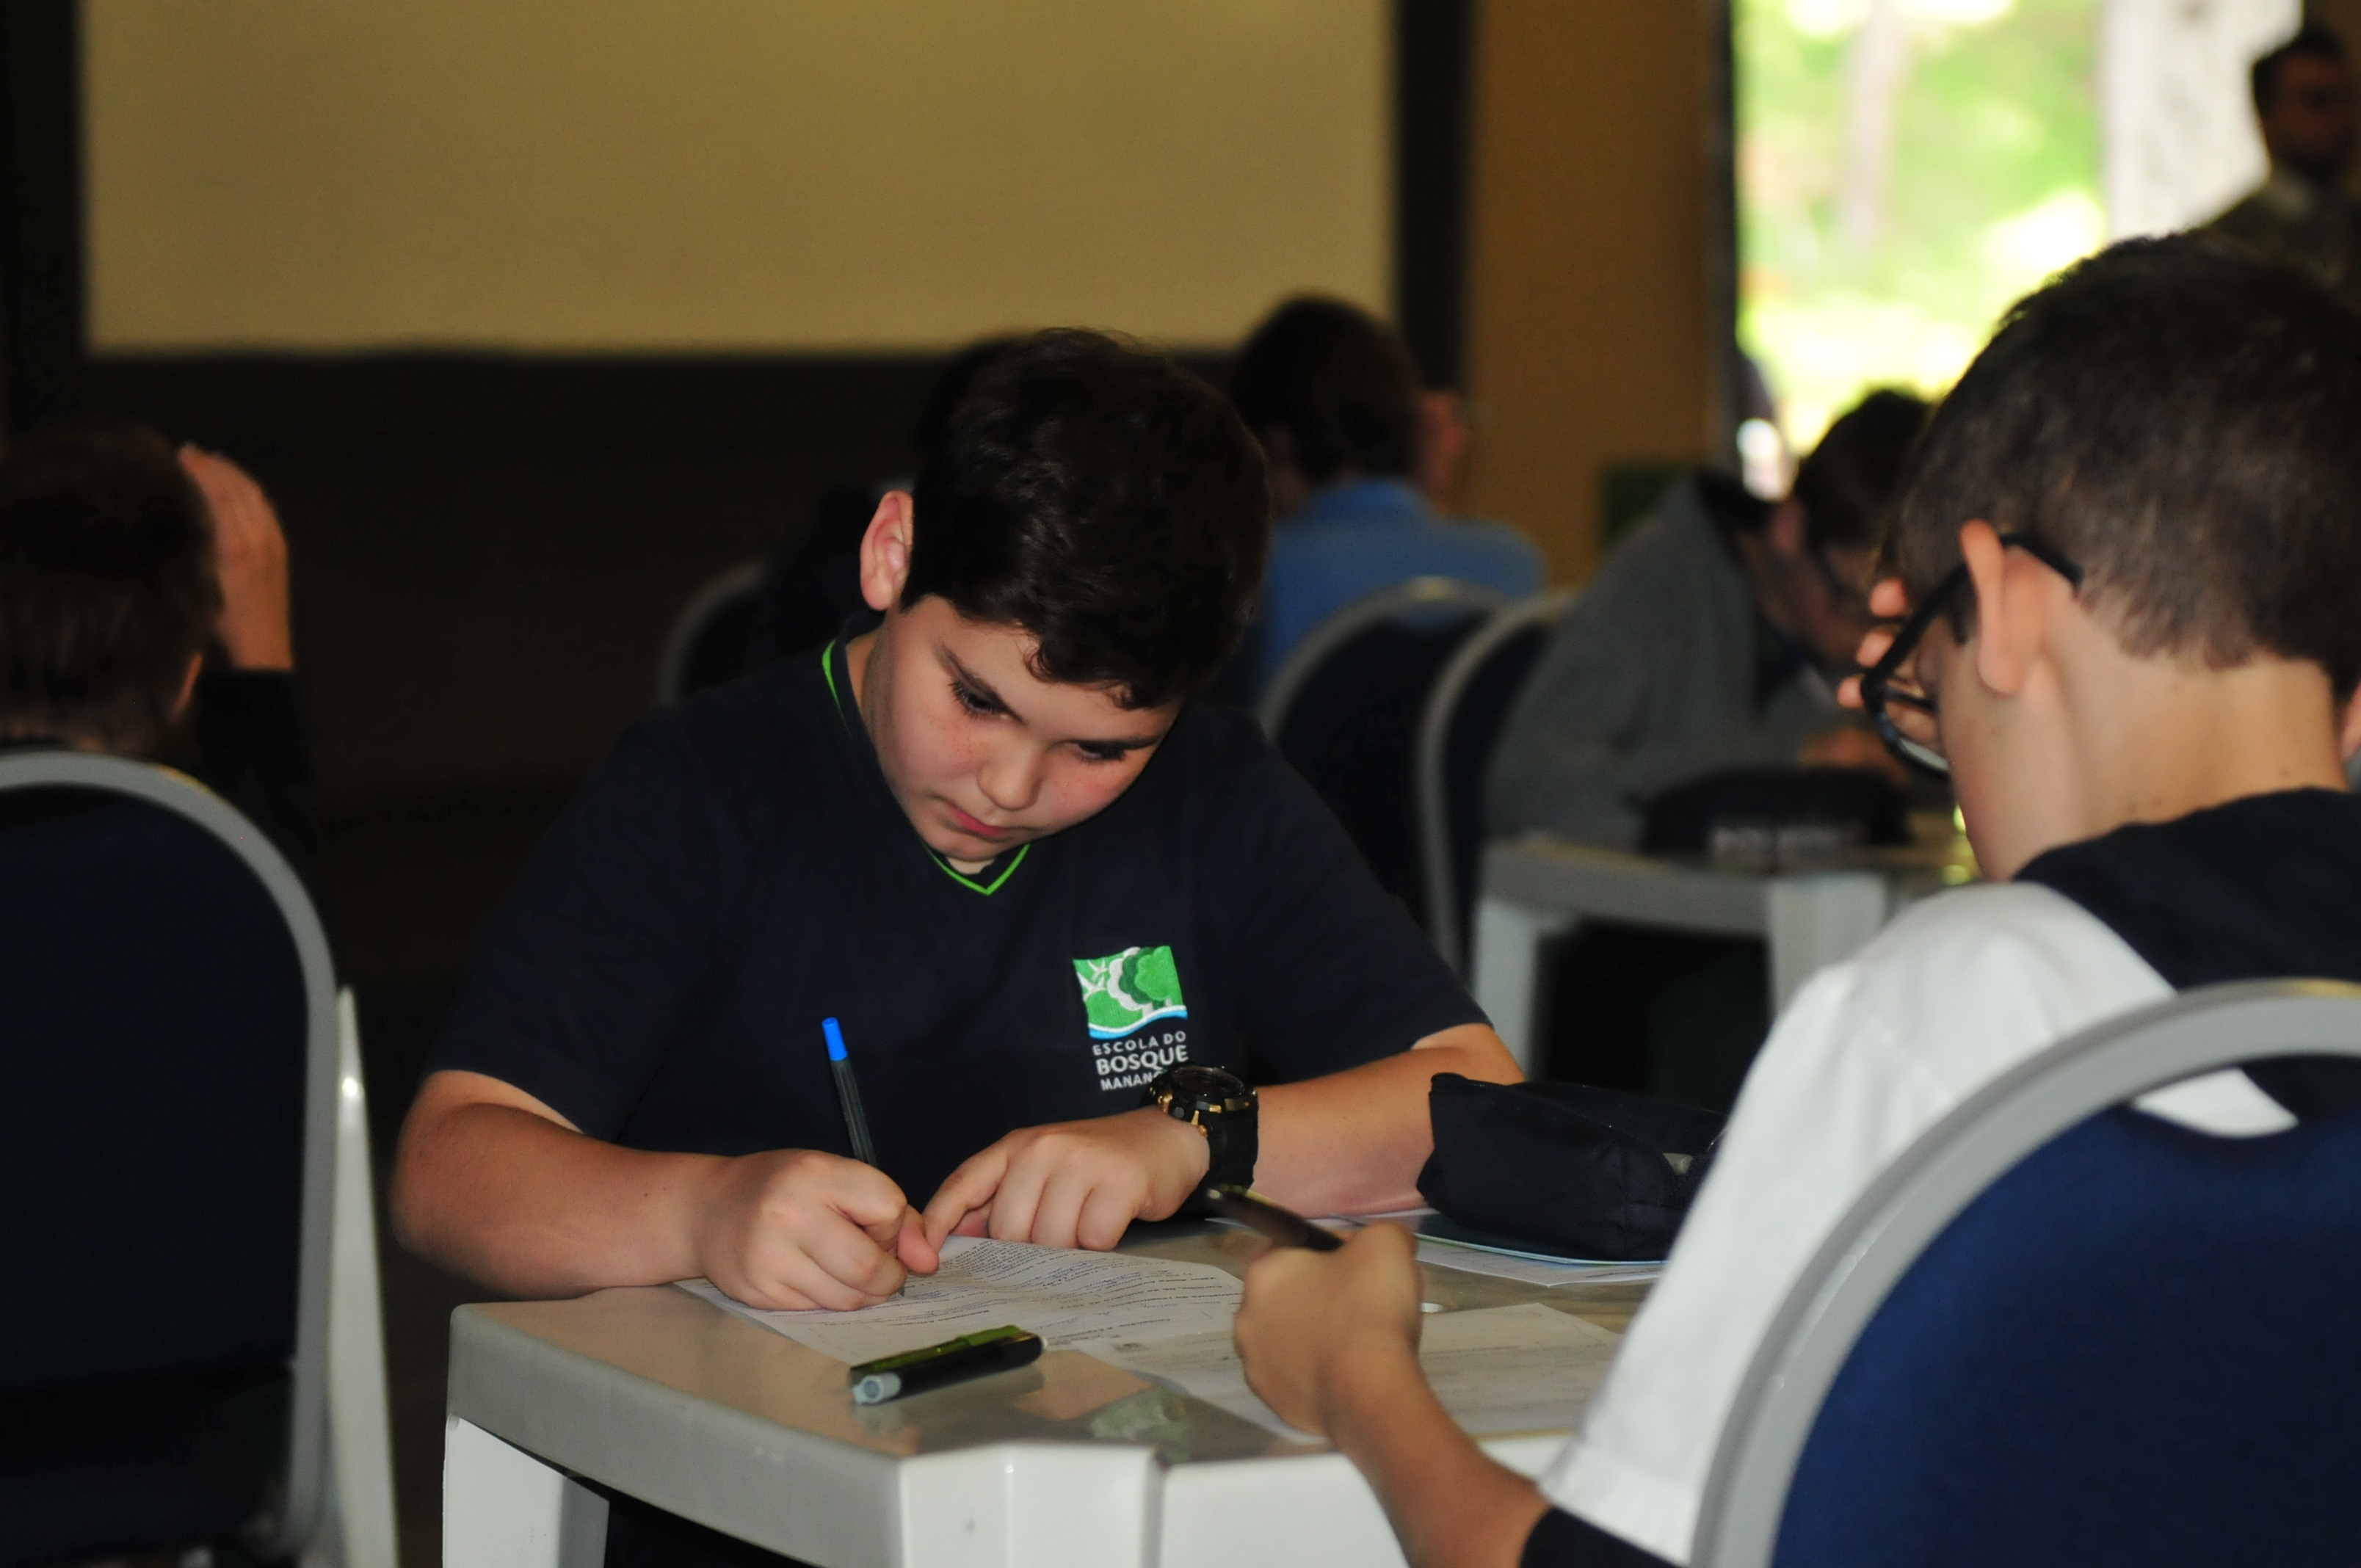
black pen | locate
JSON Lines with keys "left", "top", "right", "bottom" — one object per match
{"left": 823, "top": 1017, "right": 878, "bottom": 1166}
{"left": 849, "top": 1325, "right": 1044, "bottom": 1404}
{"left": 1200, "top": 1184, "right": 1344, "bottom": 1251}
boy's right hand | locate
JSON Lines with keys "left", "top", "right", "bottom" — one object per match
{"left": 692, "top": 1149, "right": 939, "bottom": 1311}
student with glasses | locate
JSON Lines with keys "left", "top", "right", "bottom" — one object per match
{"left": 1487, "top": 388, "right": 1930, "bottom": 854}
{"left": 1230, "top": 236, "right": 2361, "bottom": 1568}
{"left": 1483, "top": 390, "right": 1930, "bottom": 1106}
{"left": 1857, "top": 533, "right": 2084, "bottom": 777}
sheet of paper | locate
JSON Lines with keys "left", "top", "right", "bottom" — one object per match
{"left": 678, "top": 1235, "right": 1243, "bottom": 1365}
{"left": 1078, "top": 1323, "right": 1321, "bottom": 1441}
{"left": 1415, "top": 1240, "right": 1666, "bottom": 1290}
{"left": 1415, "top": 1302, "right": 1625, "bottom": 1434}
{"left": 1082, "top": 1302, "right": 1623, "bottom": 1440}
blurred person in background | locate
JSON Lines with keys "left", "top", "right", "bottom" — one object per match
{"left": 0, "top": 423, "right": 316, "bottom": 885}
{"left": 1488, "top": 390, "right": 1928, "bottom": 852}
{"left": 2207, "top": 23, "right": 2360, "bottom": 311}
{"left": 1484, "top": 391, "right": 1926, "bottom": 1106}
{"left": 1226, "top": 296, "right": 1543, "bottom": 700}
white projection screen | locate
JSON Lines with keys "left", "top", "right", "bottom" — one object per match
{"left": 81, "top": 0, "right": 1392, "bottom": 355}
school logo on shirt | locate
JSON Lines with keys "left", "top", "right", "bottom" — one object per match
{"left": 1073, "top": 945, "right": 1189, "bottom": 1091}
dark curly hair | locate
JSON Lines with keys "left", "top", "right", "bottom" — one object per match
{"left": 904, "top": 330, "right": 1270, "bottom": 709}
{"left": 0, "top": 421, "right": 218, "bottom": 752}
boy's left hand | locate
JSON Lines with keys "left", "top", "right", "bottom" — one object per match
{"left": 1234, "top": 1223, "right": 1424, "bottom": 1437}
{"left": 921, "top": 1106, "right": 1209, "bottom": 1250}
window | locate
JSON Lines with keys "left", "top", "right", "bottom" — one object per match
{"left": 1737, "top": 0, "right": 2103, "bottom": 452}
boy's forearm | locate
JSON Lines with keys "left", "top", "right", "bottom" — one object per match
{"left": 393, "top": 1097, "right": 720, "bottom": 1296}
{"left": 1328, "top": 1346, "right": 1551, "bottom": 1568}
{"left": 1255, "top": 1025, "right": 1520, "bottom": 1214}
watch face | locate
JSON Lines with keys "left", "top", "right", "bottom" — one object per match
{"left": 1164, "top": 1064, "right": 1245, "bottom": 1103}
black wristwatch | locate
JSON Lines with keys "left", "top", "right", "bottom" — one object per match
{"left": 1145, "top": 1064, "right": 1258, "bottom": 1203}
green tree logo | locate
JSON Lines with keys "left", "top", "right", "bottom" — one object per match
{"left": 1073, "top": 945, "right": 1188, "bottom": 1039}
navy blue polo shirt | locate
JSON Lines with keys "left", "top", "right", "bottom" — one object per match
{"left": 430, "top": 639, "right": 1484, "bottom": 1203}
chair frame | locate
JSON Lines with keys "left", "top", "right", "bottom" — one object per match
{"left": 653, "top": 559, "right": 768, "bottom": 708}
{"left": 0, "top": 749, "right": 386, "bottom": 1565}
{"left": 1693, "top": 979, "right": 2361, "bottom": 1568}
{"left": 1255, "top": 576, "right": 1509, "bottom": 741}
{"left": 1412, "top": 589, "right": 1575, "bottom": 973}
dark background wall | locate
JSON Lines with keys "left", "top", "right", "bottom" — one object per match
{"left": 4, "top": 2, "right": 1474, "bottom": 818}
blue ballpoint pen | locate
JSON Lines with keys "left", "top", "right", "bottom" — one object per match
{"left": 822, "top": 1017, "right": 880, "bottom": 1166}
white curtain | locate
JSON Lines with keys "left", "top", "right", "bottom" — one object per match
{"left": 2102, "top": 0, "right": 2302, "bottom": 239}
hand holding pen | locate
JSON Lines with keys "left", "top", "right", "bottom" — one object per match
{"left": 675, "top": 1018, "right": 928, "bottom": 1312}
{"left": 690, "top": 1145, "right": 929, "bottom": 1311}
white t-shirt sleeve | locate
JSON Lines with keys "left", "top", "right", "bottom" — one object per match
{"left": 1536, "top": 883, "right": 2175, "bottom": 1563}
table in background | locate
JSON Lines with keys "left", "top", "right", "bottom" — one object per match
{"left": 1470, "top": 828, "right": 1976, "bottom": 1076}
{"left": 443, "top": 1224, "right": 1649, "bottom": 1568}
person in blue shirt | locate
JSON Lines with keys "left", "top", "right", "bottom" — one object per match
{"left": 1227, "top": 297, "right": 1545, "bottom": 698}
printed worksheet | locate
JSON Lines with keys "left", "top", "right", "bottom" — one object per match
{"left": 1081, "top": 1301, "right": 1623, "bottom": 1440}
{"left": 1415, "top": 1240, "right": 1666, "bottom": 1290}
{"left": 678, "top": 1235, "right": 1243, "bottom": 1364}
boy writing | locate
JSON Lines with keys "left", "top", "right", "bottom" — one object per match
{"left": 391, "top": 331, "right": 1518, "bottom": 1314}
{"left": 1231, "top": 237, "right": 2361, "bottom": 1567}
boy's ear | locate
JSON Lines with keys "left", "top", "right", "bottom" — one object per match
{"left": 1959, "top": 519, "right": 2056, "bottom": 699}
{"left": 2340, "top": 687, "right": 2361, "bottom": 763}
{"left": 859, "top": 490, "right": 916, "bottom": 614}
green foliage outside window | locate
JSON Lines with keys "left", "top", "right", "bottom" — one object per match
{"left": 1738, "top": 0, "right": 2102, "bottom": 449}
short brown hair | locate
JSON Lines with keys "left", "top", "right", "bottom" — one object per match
{"left": 0, "top": 422, "right": 218, "bottom": 752}
{"left": 907, "top": 330, "right": 1269, "bottom": 709}
{"left": 1883, "top": 237, "right": 2361, "bottom": 698}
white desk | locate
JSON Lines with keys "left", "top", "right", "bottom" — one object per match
{"left": 1471, "top": 834, "right": 1974, "bottom": 1075}
{"left": 442, "top": 1225, "right": 1648, "bottom": 1568}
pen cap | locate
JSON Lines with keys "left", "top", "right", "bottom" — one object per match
{"left": 851, "top": 1371, "right": 902, "bottom": 1405}
{"left": 823, "top": 1017, "right": 848, "bottom": 1062}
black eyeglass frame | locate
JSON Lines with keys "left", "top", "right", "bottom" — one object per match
{"left": 1859, "top": 534, "right": 2086, "bottom": 778}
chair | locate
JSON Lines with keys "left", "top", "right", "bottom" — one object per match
{"left": 1694, "top": 981, "right": 2361, "bottom": 1568}
{"left": 1413, "top": 589, "right": 1575, "bottom": 973}
{"left": 1259, "top": 578, "right": 1508, "bottom": 927}
{"left": 654, "top": 559, "right": 768, "bottom": 707}
{"left": 0, "top": 751, "right": 397, "bottom": 1568}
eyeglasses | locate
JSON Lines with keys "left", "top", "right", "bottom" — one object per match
{"left": 1858, "top": 534, "right": 2085, "bottom": 777}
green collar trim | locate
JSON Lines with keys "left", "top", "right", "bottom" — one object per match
{"left": 932, "top": 841, "right": 1030, "bottom": 895}
{"left": 821, "top": 639, "right": 850, "bottom": 730}
{"left": 825, "top": 639, "right": 1031, "bottom": 897}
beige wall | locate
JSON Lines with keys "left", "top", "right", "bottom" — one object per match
{"left": 83, "top": 0, "right": 1390, "bottom": 353}
{"left": 1459, "top": 0, "right": 1711, "bottom": 584}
